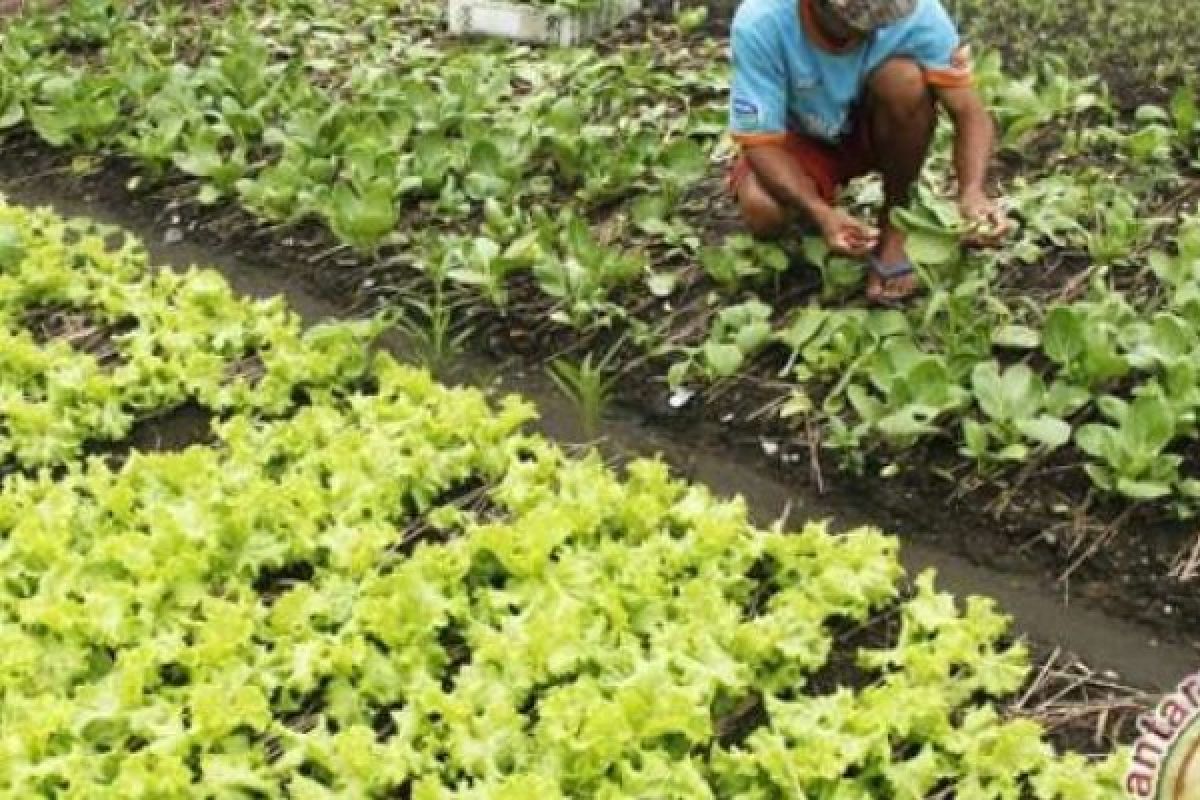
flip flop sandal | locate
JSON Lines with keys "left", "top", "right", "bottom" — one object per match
{"left": 866, "top": 255, "right": 918, "bottom": 308}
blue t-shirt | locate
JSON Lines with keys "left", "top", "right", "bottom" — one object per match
{"left": 729, "top": 0, "right": 967, "bottom": 143}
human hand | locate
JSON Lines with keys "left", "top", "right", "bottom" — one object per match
{"left": 959, "top": 189, "right": 1012, "bottom": 247}
{"left": 816, "top": 207, "right": 879, "bottom": 258}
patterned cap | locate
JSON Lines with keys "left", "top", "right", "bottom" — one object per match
{"left": 816, "top": 0, "right": 917, "bottom": 30}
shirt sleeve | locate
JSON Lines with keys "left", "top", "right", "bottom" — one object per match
{"left": 899, "top": 0, "right": 973, "bottom": 88}
{"left": 728, "top": 17, "right": 788, "bottom": 145}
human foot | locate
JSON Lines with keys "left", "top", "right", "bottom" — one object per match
{"left": 866, "top": 255, "right": 917, "bottom": 306}
{"left": 865, "top": 226, "right": 917, "bottom": 305}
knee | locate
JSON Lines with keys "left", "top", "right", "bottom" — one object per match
{"left": 869, "top": 58, "right": 934, "bottom": 119}
{"left": 738, "top": 177, "right": 786, "bottom": 239}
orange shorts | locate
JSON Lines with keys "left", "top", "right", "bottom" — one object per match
{"left": 726, "top": 126, "right": 876, "bottom": 204}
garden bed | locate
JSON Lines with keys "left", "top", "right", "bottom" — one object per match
{"left": 0, "top": 192, "right": 1144, "bottom": 796}
{"left": 1, "top": 0, "right": 1197, "bottom": 671}
{"left": 4, "top": 114, "right": 1197, "bottom": 657}
{"left": 5, "top": 141, "right": 1199, "bottom": 689}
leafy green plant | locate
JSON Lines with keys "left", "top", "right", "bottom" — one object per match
{"left": 774, "top": 307, "right": 910, "bottom": 412}
{"left": 445, "top": 235, "right": 520, "bottom": 307}
{"left": 1124, "top": 105, "right": 1174, "bottom": 164}
{"left": 0, "top": 200, "right": 377, "bottom": 467}
{"left": 800, "top": 235, "right": 865, "bottom": 300}
{"left": 1042, "top": 301, "right": 1130, "bottom": 388}
{"left": 0, "top": 71, "right": 25, "bottom": 131}
{"left": 26, "top": 68, "right": 123, "bottom": 148}
{"left": 983, "top": 55, "right": 1106, "bottom": 149}
{"left": 1147, "top": 215, "right": 1200, "bottom": 318}
{"left": 675, "top": 5, "right": 709, "bottom": 34}
{"left": 323, "top": 179, "right": 399, "bottom": 252}
{"left": 1075, "top": 384, "right": 1191, "bottom": 500}
{"left": 629, "top": 191, "right": 698, "bottom": 246}
{"left": 1121, "top": 312, "right": 1199, "bottom": 373}
{"left": 699, "top": 234, "right": 788, "bottom": 289}
{"left": 670, "top": 299, "right": 773, "bottom": 385}
{"left": 533, "top": 213, "right": 643, "bottom": 323}
{"left": 924, "top": 272, "right": 1014, "bottom": 368}
{"left": 172, "top": 126, "right": 249, "bottom": 204}
{"left": 235, "top": 146, "right": 314, "bottom": 222}
{"left": 891, "top": 188, "right": 971, "bottom": 272}
{"left": 1085, "top": 185, "right": 1159, "bottom": 265}
{"left": 960, "top": 362, "right": 1084, "bottom": 464}
{"left": 846, "top": 337, "right": 970, "bottom": 441}
{"left": 462, "top": 131, "right": 531, "bottom": 202}
{"left": 650, "top": 136, "right": 708, "bottom": 205}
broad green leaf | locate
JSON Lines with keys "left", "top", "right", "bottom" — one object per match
{"left": 777, "top": 308, "right": 828, "bottom": 351}
{"left": 734, "top": 320, "right": 772, "bottom": 354}
{"left": 969, "top": 360, "right": 1003, "bottom": 414}
{"left": 1075, "top": 424, "right": 1117, "bottom": 462}
{"left": 703, "top": 342, "right": 744, "bottom": 378}
{"left": 0, "top": 102, "right": 23, "bottom": 130}
{"left": 1045, "top": 381, "right": 1090, "bottom": 417}
{"left": 877, "top": 405, "right": 940, "bottom": 437}
{"left": 1042, "top": 307, "right": 1085, "bottom": 366}
{"left": 658, "top": 137, "right": 707, "bottom": 186}
{"left": 904, "top": 228, "right": 960, "bottom": 267}
{"left": 991, "top": 324, "right": 1040, "bottom": 349}
{"left": 631, "top": 193, "right": 670, "bottom": 234}
{"left": 1115, "top": 478, "right": 1173, "bottom": 500}
{"left": 961, "top": 418, "right": 990, "bottom": 457}
{"left": 1015, "top": 415, "right": 1071, "bottom": 448}
{"left": 327, "top": 181, "right": 397, "bottom": 252}
{"left": 1126, "top": 387, "right": 1176, "bottom": 455}
{"left": 866, "top": 310, "right": 911, "bottom": 339}
{"left": 995, "top": 442, "right": 1029, "bottom": 461}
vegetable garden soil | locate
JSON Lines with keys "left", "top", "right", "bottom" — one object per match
{"left": 3, "top": 133, "right": 1197, "bottom": 690}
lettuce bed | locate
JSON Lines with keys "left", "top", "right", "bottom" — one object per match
{"left": 0, "top": 198, "right": 1129, "bottom": 797}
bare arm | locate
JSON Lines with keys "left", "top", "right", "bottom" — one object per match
{"left": 934, "top": 82, "right": 1010, "bottom": 242}
{"left": 934, "top": 82, "right": 993, "bottom": 200}
{"left": 743, "top": 143, "right": 878, "bottom": 256}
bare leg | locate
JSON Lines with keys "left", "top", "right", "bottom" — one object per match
{"left": 736, "top": 169, "right": 789, "bottom": 239}
{"left": 864, "top": 58, "right": 937, "bottom": 302}
{"left": 734, "top": 143, "right": 834, "bottom": 240}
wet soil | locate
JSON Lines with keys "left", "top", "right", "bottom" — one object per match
{"left": 1, "top": 142, "right": 1195, "bottom": 701}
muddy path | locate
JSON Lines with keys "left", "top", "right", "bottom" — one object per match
{"left": 2, "top": 163, "right": 1194, "bottom": 696}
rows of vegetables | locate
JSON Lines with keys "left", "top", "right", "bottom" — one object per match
{"left": 0, "top": 200, "right": 377, "bottom": 469}
{"left": 0, "top": 193, "right": 1129, "bottom": 798}
{"left": 1, "top": 4, "right": 1197, "bottom": 569}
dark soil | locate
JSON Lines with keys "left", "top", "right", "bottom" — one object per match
{"left": 91, "top": 400, "right": 215, "bottom": 466}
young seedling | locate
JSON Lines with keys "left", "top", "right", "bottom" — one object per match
{"left": 392, "top": 285, "right": 474, "bottom": 379}
{"left": 546, "top": 345, "right": 621, "bottom": 441}
{"left": 959, "top": 362, "right": 1081, "bottom": 466}
{"left": 1076, "top": 383, "right": 1184, "bottom": 500}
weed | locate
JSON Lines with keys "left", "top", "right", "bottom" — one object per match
{"left": 546, "top": 347, "right": 621, "bottom": 440}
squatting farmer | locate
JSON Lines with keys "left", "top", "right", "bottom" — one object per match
{"left": 727, "top": 0, "right": 1010, "bottom": 304}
